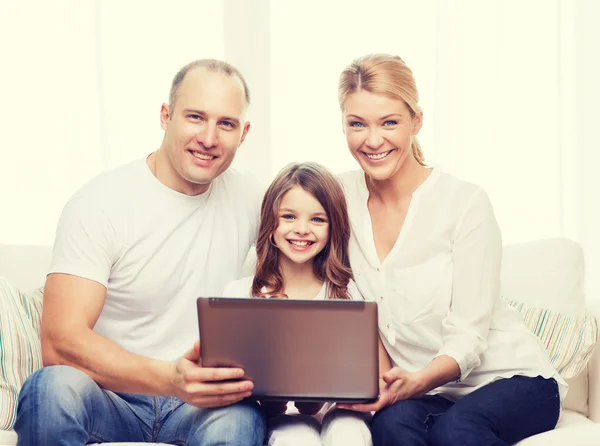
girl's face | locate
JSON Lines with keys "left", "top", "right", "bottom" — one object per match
{"left": 273, "top": 185, "right": 329, "bottom": 266}
{"left": 343, "top": 90, "right": 422, "bottom": 181}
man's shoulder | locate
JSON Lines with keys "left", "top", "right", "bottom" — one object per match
{"left": 70, "top": 158, "right": 147, "bottom": 206}
{"left": 215, "top": 169, "right": 265, "bottom": 195}
{"left": 212, "top": 169, "right": 266, "bottom": 213}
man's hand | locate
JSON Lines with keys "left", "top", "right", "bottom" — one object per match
{"left": 338, "top": 366, "right": 426, "bottom": 413}
{"left": 170, "top": 341, "right": 254, "bottom": 408}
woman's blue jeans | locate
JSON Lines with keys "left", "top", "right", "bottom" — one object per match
{"left": 371, "top": 375, "right": 560, "bottom": 446}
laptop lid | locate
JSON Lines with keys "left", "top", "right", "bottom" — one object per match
{"left": 197, "top": 297, "right": 379, "bottom": 403}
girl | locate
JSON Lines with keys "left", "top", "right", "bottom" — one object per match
{"left": 335, "top": 53, "right": 566, "bottom": 446}
{"left": 223, "top": 162, "right": 390, "bottom": 446}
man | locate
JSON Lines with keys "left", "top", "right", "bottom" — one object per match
{"left": 15, "top": 59, "right": 266, "bottom": 445}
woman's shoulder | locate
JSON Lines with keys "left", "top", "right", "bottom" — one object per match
{"left": 221, "top": 275, "right": 255, "bottom": 298}
{"left": 428, "top": 168, "right": 492, "bottom": 208}
{"left": 337, "top": 170, "right": 365, "bottom": 193}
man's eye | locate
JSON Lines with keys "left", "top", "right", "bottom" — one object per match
{"left": 220, "top": 121, "right": 235, "bottom": 128}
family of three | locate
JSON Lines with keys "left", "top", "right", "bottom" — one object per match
{"left": 14, "top": 54, "right": 566, "bottom": 446}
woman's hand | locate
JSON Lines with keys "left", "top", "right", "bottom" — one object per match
{"left": 338, "top": 366, "right": 426, "bottom": 413}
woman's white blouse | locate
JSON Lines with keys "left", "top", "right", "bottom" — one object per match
{"left": 340, "top": 168, "right": 567, "bottom": 402}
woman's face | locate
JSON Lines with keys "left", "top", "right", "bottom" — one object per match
{"left": 342, "top": 90, "right": 422, "bottom": 181}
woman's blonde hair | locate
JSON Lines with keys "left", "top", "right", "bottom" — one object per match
{"left": 338, "top": 54, "right": 425, "bottom": 165}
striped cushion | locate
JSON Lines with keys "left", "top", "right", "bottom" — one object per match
{"left": 0, "top": 277, "right": 43, "bottom": 431}
{"left": 507, "top": 299, "right": 599, "bottom": 379}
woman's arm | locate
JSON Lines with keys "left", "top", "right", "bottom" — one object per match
{"left": 342, "top": 188, "right": 502, "bottom": 412}
{"left": 434, "top": 188, "right": 502, "bottom": 382}
{"left": 378, "top": 336, "right": 392, "bottom": 381}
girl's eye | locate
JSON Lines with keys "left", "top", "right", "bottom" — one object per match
{"left": 281, "top": 214, "right": 295, "bottom": 220}
{"left": 349, "top": 121, "right": 365, "bottom": 128}
{"left": 312, "top": 217, "right": 327, "bottom": 223}
{"left": 383, "top": 120, "right": 398, "bottom": 126}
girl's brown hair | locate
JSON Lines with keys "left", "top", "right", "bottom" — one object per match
{"left": 252, "top": 162, "right": 353, "bottom": 300}
{"left": 338, "top": 53, "right": 425, "bottom": 165}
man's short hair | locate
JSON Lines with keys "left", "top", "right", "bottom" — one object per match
{"left": 169, "top": 59, "right": 250, "bottom": 111}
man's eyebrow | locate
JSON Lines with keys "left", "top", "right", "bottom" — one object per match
{"left": 182, "top": 109, "right": 240, "bottom": 125}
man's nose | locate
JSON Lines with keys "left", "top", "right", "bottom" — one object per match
{"left": 197, "top": 123, "right": 218, "bottom": 148}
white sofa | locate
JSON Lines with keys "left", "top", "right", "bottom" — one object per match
{"left": 1, "top": 238, "right": 600, "bottom": 445}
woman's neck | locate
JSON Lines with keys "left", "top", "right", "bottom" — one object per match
{"left": 366, "top": 155, "right": 431, "bottom": 204}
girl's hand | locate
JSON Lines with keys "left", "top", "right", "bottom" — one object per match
{"left": 259, "top": 400, "right": 288, "bottom": 418}
{"left": 338, "top": 366, "right": 426, "bottom": 413}
{"left": 295, "top": 401, "right": 324, "bottom": 415}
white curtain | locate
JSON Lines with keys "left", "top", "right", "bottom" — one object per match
{"left": 0, "top": 0, "right": 224, "bottom": 246}
{"left": 1, "top": 0, "right": 599, "bottom": 299}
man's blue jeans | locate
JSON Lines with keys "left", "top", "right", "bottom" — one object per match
{"left": 371, "top": 375, "right": 560, "bottom": 446}
{"left": 15, "top": 365, "right": 266, "bottom": 446}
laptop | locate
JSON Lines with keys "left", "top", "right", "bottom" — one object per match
{"left": 196, "top": 297, "right": 379, "bottom": 403}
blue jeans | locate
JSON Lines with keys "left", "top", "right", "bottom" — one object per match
{"left": 371, "top": 375, "right": 560, "bottom": 446}
{"left": 15, "top": 365, "right": 266, "bottom": 446}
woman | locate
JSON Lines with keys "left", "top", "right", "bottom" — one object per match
{"left": 336, "top": 53, "right": 566, "bottom": 446}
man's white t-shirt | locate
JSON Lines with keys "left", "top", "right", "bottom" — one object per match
{"left": 49, "top": 158, "right": 263, "bottom": 361}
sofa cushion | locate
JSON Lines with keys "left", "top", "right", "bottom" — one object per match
{"left": 0, "top": 277, "right": 43, "bottom": 431}
{"left": 506, "top": 300, "right": 598, "bottom": 379}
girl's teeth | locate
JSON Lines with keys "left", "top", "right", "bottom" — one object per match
{"left": 290, "top": 240, "right": 311, "bottom": 246}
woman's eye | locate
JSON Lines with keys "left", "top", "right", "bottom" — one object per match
{"left": 349, "top": 121, "right": 365, "bottom": 128}
{"left": 383, "top": 120, "right": 398, "bottom": 126}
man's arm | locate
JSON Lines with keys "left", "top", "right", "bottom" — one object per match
{"left": 41, "top": 273, "right": 173, "bottom": 394}
{"left": 42, "top": 273, "right": 254, "bottom": 406}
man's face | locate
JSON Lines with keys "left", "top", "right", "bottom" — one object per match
{"left": 160, "top": 67, "right": 250, "bottom": 195}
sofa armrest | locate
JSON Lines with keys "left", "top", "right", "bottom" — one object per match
{"left": 587, "top": 298, "right": 600, "bottom": 422}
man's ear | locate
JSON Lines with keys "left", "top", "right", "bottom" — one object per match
{"left": 160, "top": 103, "right": 171, "bottom": 131}
{"left": 239, "top": 121, "right": 251, "bottom": 146}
